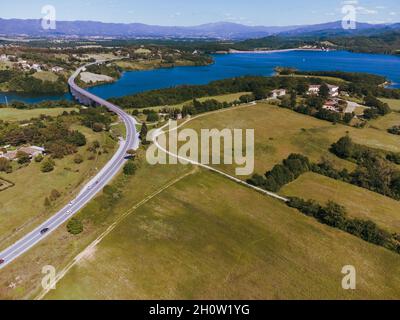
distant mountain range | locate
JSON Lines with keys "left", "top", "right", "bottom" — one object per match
{"left": 0, "top": 18, "right": 399, "bottom": 40}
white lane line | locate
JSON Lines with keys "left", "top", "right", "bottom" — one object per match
{"left": 0, "top": 59, "right": 138, "bottom": 269}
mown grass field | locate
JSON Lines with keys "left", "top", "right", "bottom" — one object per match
{"left": 183, "top": 102, "right": 400, "bottom": 178}
{"left": 0, "top": 107, "right": 78, "bottom": 122}
{"left": 0, "top": 126, "right": 116, "bottom": 251}
{"left": 281, "top": 172, "right": 400, "bottom": 234}
{"left": 45, "top": 170, "right": 400, "bottom": 300}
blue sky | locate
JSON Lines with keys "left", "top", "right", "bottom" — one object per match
{"left": 1, "top": 0, "right": 399, "bottom": 26}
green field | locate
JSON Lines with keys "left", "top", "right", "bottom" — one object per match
{"left": 0, "top": 108, "right": 78, "bottom": 122}
{"left": 369, "top": 111, "right": 400, "bottom": 132}
{"left": 130, "top": 92, "right": 251, "bottom": 112}
{"left": 183, "top": 102, "right": 400, "bottom": 178}
{"left": 0, "top": 126, "right": 116, "bottom": 251}
{"left": 45, "top": 170, "right": 400, "bottom": 300}
{"left": 32, "top": 71, "right": 59, "bottom": 83}
{"left": 281, "top": 172, "right": 400, "bottom": 234}
{"left": 381, "top": 98, "right": 400, "bottom": 111}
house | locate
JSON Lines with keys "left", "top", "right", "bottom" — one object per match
{"left": 0, "top": 146, "right": 45, "bottom": 161}
{"left": 308, "top": 85, "right": 321, "bottom": 95}
{"left": 308, "top": 84, "right": 340, "bottom": 97}
{"left": 271, "top": 89, "right": 287, "bottom": 99}
{"left": 327, "top": 84, "right": 340, "bottom": 97}
{"left": 31, "top": 64, "right": 42, "bottom": 72}
{"left": 51, "top": 66, "right": 64, "bottom": 73}
{"left": 0, "top": 54, "right": 7, "bottom": 61}
{"left": 322, "top": 99, "right": 340, "bottom": 113}
{"left": 0, "top": 151, "right": 18, "bottom": 161}
{"left": 18, "top": 146, "right": 45, "bottom": 158}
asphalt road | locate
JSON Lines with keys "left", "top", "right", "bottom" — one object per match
{"left": 0, "top": 61, "right": 139, "bottom": 270}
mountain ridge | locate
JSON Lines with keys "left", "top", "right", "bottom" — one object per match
{"left": 0, "top": 18, "right": 398, "bottom": 39}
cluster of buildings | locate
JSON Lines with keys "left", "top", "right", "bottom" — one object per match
{"left": 308, "top": 84, "right": 340, "bottom": 97}
{"left": 0, "top": 54, "right": 16, "bottom": 62}
{"left": 1, "top": 54, "right": 64, "bottom": 74}
{"left": 0, "top": 146, "right": 45, "bottom": 162}
{"left": 18, "top": 60, "right": 42, "bottom": 72}
{"left": 271, "top": 84, "right": 349, "bottom": 114}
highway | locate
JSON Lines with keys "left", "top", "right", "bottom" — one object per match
{"left": 0, "top": 61, "right": 139, "bottom": 270}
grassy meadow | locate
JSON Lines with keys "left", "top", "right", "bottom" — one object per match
{"left": 44, "top": 170, "right": 400, "bottom": 300}
{"left": 0, "top": 107, "right": 78, "bottom": 122}
{"left": 183, "top": 102, "right": 400, "bottom": 178}
{"left": 281, "top": 172, "right": 400, "bottom": 234}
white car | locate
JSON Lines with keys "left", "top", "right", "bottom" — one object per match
{"left": 66, "top": 210, "right": 72, "bottom": 215}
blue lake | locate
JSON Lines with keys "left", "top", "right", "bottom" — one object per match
{"left": 1, "top": 50, "right": 400, "bottom": 104}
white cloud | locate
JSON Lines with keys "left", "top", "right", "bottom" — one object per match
{"left": 356, "top": 6, "right": 378, "bottom": 15}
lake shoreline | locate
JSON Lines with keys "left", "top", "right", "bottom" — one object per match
{"left": 1, "top": 50, "right": 399, "bottom": 104}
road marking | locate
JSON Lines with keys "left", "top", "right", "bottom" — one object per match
{"left": 0, "top": 59, "right": 138, "bottom": 270}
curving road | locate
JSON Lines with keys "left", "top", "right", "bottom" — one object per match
{"left": 0, "top": 61, "right": 139, "bottom": 270}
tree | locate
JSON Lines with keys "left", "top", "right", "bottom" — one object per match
{"left": 41, "top": 158, "right": 55, "bottom": 173}
{"left": 17, "top": 151, "right": 30, "bottom": 164}
{"left": 123, "top": 161, "right": 137, "bottom": 176}
{"left": 0, "top": 158, "right": 11, "bottom": 172}
{"left": 140, "top": 123, "right": 149, "bottom": 144}
{"left": 67, "top": 130, "right": 87, "bottom": 146}
{"left": 319, "top": 84, "right": 330, "bottom": 99}
{"left": 331, "top": 136, "right": 353, "bottom": 159}
{"left": 290, "top": 91, "right": 297, "bottom": 109}
{"left": 343, "top": 112, "right": 354, "bottom": 124}
{"left": 67, "top": 218, "right": 83, "bottom": 235}
{"left": 146, "top": 112, "right": 159, "bottom": 122}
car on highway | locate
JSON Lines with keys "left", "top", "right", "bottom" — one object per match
{"left": 40, "top": 228, "right": 50, "bottom": 235}
{"left": 66, "top": 210, "right": 72, "bottom": 215}
{"left": 0, "top": 259, "right": 4, "bottom": 265}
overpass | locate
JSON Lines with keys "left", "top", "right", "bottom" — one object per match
{"left": 0, "top": 61, "right": 139, "bottom": 270}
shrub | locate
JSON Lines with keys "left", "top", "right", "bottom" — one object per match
{"left": 74, "top": 154, "right": 84, "bottom": 164}
{"left": 35, "top": 154, "right": 44, "bottom": 162}
{"left": 123, "top": 161, "right": 137, "bottom": 176}
{"left": 50, "top": 189, "right": 61, "bottom": 201}
{"left": 67, "top": 218, "right": 83, "bottom": 235}
{"left": 41, "top": 158, "right": 55, "bottom": 173}
{"left": 17, "top": 151, "right": 31, "bottom": 164}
